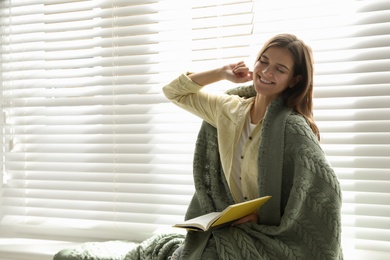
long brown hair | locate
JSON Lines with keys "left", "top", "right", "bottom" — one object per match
{"left": 256, "top": 34, "right": 320, "bottom": 140}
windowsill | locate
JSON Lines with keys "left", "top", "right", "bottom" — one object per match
{"left": 0, "top": 238, "right": 80, "bottom": 260}
{"left": 2, "top": 236, "right": 389, "bottom": 260}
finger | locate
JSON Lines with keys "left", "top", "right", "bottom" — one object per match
{"left": 232, "top": 61, "right": 246, "bottom": 69}
{"left": 233, "top": 63, "right": 246, "bottom": 71}
{"left": 231, "top": 219, "right": 244, "bottom": 226}
{"left": 231, "top": 215, "right": 250, "bottom": 226}
{"left": 248, "top": 71, "right": 253, "bottom": 80}
{"left": 233, "top": 67, "right": 250, "bottom": 77}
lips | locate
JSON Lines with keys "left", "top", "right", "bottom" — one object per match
{"left": 259, "top": 76, "right": 273, "bottom": 84}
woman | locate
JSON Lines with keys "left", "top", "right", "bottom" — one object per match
{"left": 161, "top": 34, "right": 343, "bottom": 259}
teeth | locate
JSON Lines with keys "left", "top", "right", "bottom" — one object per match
{"left": 260, "top": 77, "right": 272, "bottom": 84}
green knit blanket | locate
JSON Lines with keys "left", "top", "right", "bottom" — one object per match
{"left": 54, "top": 85, "right": 343, "bottom": 260}
{"left": 127, "top": 85, "right": 343, "bottom": 259}
{"left": 180, "top": 87, "right": 343, "bottom": 260}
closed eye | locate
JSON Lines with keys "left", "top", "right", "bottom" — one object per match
{"left": 261, "top": 54, "right": 291, "bottom": 72}
{"left": 259, "top": 59, "right": 268, "bottom": 64}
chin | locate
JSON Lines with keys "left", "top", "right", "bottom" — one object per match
{"left": 254, "top": 82, "right": 273, "bottom": 95}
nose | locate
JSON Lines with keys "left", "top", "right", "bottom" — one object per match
{"left": 262, "top": 66, "right": 272, "bottom": 76}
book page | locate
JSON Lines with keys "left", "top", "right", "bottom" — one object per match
{"left": 174, "top": 212, "right": 221, "bottom": 231}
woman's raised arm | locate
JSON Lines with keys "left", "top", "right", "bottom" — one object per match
{"left": 188, "top": 61, "right": 253, "bottom": 86}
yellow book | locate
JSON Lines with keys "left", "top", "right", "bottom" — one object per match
{"left": 173, "top": 196, "right": 271, "bottom": 232}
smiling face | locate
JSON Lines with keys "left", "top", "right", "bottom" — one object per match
{"left": 253, "top": 46, "right": 299, "bottom": 100}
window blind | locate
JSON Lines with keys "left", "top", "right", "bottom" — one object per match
{"left": 0, "top": 0, "right": 255, "bottom": 243}
{"left": 1, "top": 0, "right": 389, "bottom": 259}
{"left": 0, "top": 0, "right": 197, "bottom": 242}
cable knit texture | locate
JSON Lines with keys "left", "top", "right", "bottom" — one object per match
{"left": 53, "top": 241, "right": 139, "bottom": 260}
{"left": 179, "top": 85, "right": 343, "bottom": 259}
{"left": 53, "top": 85, "right": 342, "bottom": 260}
{"left": 53, "top": 234, "right": 185, "bottom": 260}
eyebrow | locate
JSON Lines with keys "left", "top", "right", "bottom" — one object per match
{"left": 261, "top": 54, "right": 291, "bottom": 71}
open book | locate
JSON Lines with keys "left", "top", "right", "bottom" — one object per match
{"left": 173, "top": 196, "right": 271, "bottom": 232}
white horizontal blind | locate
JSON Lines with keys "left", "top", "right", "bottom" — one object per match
{"left": 190, "top": 0, "right": 254, "bottom": 68}
{"left": 252, "top": 0, "right": 390, "bottom": 259}
{"left": 0, "top": 0, "right": 257, "bottom": 244}
{"left": 1, "top": 1, "right": 389, "bottom": 260}
{"left": 0, "top": 0, "right": 198, "bottom": 242}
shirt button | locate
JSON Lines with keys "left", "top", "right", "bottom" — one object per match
{"left": 241, "top": 155, "right": 244, "bottom": 159}
{"left": 249, "top": 136, "right": 252, "bottom": 140}
{"left": 244, "top": 196, "right": 248, "bottom": 200}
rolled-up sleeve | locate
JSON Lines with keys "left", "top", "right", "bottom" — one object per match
{"left": 163, "top": 73, "right": 226, "bottom": 128}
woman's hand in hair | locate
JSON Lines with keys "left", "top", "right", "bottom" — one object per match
{"left": 187, "top": 61, "right": 253, "bottom": 86}
{"left": 224, "top": 61, "right": 253, "bottom": 83}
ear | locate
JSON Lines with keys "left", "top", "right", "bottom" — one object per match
{"left": 289, "top": 75, "right": 302, "bottom": 88}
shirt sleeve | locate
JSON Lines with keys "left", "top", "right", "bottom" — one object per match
{"left": 162, "top": 73, "right": 231, "bottom": 128}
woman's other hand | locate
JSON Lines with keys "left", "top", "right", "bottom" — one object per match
{"left": 231, "top": 210, "right": 259, "bottom": 226}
